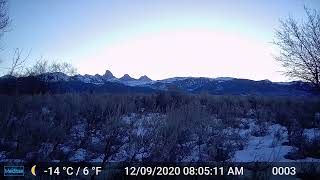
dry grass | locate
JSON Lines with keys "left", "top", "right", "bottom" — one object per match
{"left": 0, "top": 93, "right": 319, "bottom": 161}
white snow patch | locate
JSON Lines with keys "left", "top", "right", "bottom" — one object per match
{"left": 59, "top": 145, "right": 72, "bottom": 155}
{"left": 69, "top": 148, "right": 87, "bottom": 162}
{"left": 274, "top": 82, "right": 294, "bottom": 85}
{"left": 89, "top": 154, "right": 104, "bottom": 163}
{"left": 233, "top": 123, "right": 291, "bottom": 162}
{"left": 122, "top": 80, "right": 154, "bottom": 86}
{"left": 109, "top": 146, "right": 128, "bottom": 162}
{"left": 232, "top": 122, "right": 320, "bottom": 162}
{"left": 214, "top": 77, "right": 234, "bottom": 81}
{"left": 70, "top": 120, "right": 87, "bottom": 139}
{"left": 0, "top": 151, "right": 7, "bottom": 160}
{"left": 159, "top": 77, "right": 188, "bottom": 83}
{"left": 303, "top": 128, "right": 320, "bottom": 140}
{"left": 233, "top": 145, "right": 294, "bottom": 162}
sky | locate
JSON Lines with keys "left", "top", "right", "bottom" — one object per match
{"left": 0, "top": 0, "right": 319, "bottom": 81}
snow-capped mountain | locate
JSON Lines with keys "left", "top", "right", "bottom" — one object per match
{"left": 118, "top": 74, "right": 154, "bottom": 86}
{"left": 0, "top": 70, "right": 316, "bottom": 96}
{"left": 38, "top": 72, "right": 70, "bottom": 82}
{"left": 119, "top": 74, "right": 135, "bottom": 81}
{"left": 103, "top": 70, "right": 115, "bottom": 79}
{"left": 138, "top": 75, "right": 152, "bottom": 82}
{"left": 214, "top": 77, "right": 235, "bottom": 81}
{"left": 73, "top": 74, "right": 104, "bottom": 84}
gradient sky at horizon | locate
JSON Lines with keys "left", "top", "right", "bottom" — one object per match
{"left": 1, "top": 0, "right": 319, "bottom": 81}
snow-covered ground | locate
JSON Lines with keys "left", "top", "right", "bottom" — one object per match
{"left": 1, "top": 113, "right": 319, "bottom": 163}
{"left": 232, "top": 123, "right": 293, "bottom": 162}
{"left": 232, "top": 121, "right": 320, "bottom": 162}
{"left": 110, "top": 114, "right": 320, "bottom": 163}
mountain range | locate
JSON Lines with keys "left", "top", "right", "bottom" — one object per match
{"left": 0, "top": 70, "right": 316, "bottom": 96}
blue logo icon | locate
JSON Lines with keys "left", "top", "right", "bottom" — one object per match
{"left": 4, "top": 166, "right": 24, "bottom": 176}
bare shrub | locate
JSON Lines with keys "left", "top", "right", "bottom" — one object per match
{"left": 251, "top": 122, "right": 269, "bottom": 137}
{"left": 0, "top": 92, "right": 319, "bottom": 163}
{"left": 25, "top": 59, "right": 77, "bottom": 76}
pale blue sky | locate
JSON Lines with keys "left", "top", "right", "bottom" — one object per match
{"left": 0, "top": 0, "right": 319, "bottom": 81}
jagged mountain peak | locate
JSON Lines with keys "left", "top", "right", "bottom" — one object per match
{"left": 122, "top": 74, "right": 131, "bottom": 78}
{"left": 138, "top": 75, "right": 152, "bottom": 81}
{"left": 120, "top": 74, "right": 135, "bottom": 81}
{"left": 103, "top": 70, "right": 115, "bottom": 79}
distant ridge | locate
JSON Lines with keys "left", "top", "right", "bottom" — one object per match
{"left": 0, "top": 70, "right": 316, "bottom": 96}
